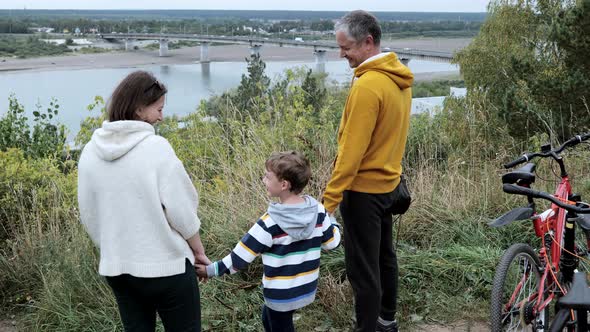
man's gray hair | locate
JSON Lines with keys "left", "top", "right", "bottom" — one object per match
{"left": 335, "top": 10, "right": 381, "bottom": 46}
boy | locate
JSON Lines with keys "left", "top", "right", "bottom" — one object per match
{"left": 196, "top": 151, "right": 341, "bottom": 332}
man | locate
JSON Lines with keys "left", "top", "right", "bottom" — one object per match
{"left": 322, "top": 10, "right": 413, "bottom": 332}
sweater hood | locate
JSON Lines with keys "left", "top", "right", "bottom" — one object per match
{"left": 354, "top": 52, "right": 414, "bottom": 90}
{"left": 90, "top": 121, "right": 155, "bottom": 161}
{"left": 267, "top": 195, "right": 319, "bottom": 241}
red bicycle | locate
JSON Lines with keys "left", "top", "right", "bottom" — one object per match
{"left": 489, "top": 133, "right": 590, "bottom": 331}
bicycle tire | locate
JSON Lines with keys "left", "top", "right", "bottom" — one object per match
{"left": 491, "top": 243, "right": 549, "bottom": 332}
{"left": 575, "top": 224, "right": 590, "bottom": 273}
{"left": 549, "top": 308, "right": 570, "bottom": 332}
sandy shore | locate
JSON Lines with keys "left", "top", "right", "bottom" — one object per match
{"left": 0, "top": 44, "right": 333, "bottom": 73}
{"left": 0, "top": 38, "right": 469, "bottom": 78}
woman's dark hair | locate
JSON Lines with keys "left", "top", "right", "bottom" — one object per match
{"left": 107, "top": 71, "right": 167, "bottom": 122}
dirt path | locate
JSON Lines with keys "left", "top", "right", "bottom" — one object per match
{"left": 412, "top": 321, "right": 489, "bottom": 331}
{"left": 0, "top": 320, "right": 16, "bottom": 332}
{"left": 0, "top": 318, "right": 488, "bottom": 331}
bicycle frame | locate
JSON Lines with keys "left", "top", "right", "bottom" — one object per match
{"left": 533, "top": 176, "right": 571, "bottom": 317}
{"left": 502, "top": 176, "right": 576, "bottom": 325}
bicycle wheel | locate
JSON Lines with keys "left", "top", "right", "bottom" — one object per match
{"left": 548, "top": 308, "right": 570, "bottom": 332}
{"left": 491, "top": 243, "right": 549, "bottom": 332}
{"left": 575, "top": 224, "right": 590, "bottom": 273}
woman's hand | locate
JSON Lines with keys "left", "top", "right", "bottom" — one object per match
{"left": 194, "top": 253, "right": 211, "bottom": 266}
{"left": 187, "top": 232, "right": 209, "bottom": 263}
{"left": 195, "top": 264, "right": 208, "bottom": 278}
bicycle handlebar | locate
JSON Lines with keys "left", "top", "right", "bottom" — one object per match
{"left": 503, "top": 183, "right": 590, "bottom": 214}
{"left": 504, "top": 155, "right": 530, "bottom": 168}
{"left": 504, "top": 133, "right": 590, "bottom": 169}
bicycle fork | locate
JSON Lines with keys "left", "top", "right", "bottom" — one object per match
{"left": 561, "top": 212, "right": 578, "bottom": 284}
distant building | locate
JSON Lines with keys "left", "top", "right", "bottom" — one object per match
{"left": 28, "top": 27, "right": 55, "bottom": 33}
{"left": 258, "top": 28, "right": 270, "bottom": 35}
{"left": 268, "top": 19, "right": 300, "bottom": 24}
{"left": 63, "top": 29, "right": 70, "bottom": 34}
{"left": 88, "top": 28, "right": 99, "bottom": 34}
{"left": 74, "top": 27, "right": 81, "bottom": 35}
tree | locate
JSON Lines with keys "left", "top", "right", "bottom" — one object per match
{"left": 550, "top": 0, "right": 590, "bottom": 118}
{"left": 301, "top": 69, "right": 327, "bottom": 115}
{"left": 455, "top": 0, "right": 589, "bottom": 140}
{"left": 310, "top": 20, "right": 334, "bottom": 31}
{"left": 0, "top": 95, "right": 66, "bottom": 159}
{"left": 74, "top": 96, "right": 107, "bottom": 147}
{"left": 0, "top": 96, "right": 30, "bottom": 153}
{"left": 233, "top": 53, "right": 271, "bottom": 118}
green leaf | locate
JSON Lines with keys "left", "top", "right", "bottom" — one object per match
{"left": 33, "top": 111, "right": 40, "bottom": 117}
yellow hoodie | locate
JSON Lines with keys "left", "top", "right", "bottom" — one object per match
{"left": 323, "top": 52, "right": 413, "bottom": 213}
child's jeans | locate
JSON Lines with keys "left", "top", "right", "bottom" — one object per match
{"left": 261, "top": 305, "right": 295, "bottom": 332}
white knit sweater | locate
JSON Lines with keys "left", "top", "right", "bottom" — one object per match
{"left": 78, "top": 121, "right": 200, "bottom": 277}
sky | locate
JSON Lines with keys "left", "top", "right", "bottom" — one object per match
{"left": 0, "top": 0, "right": 490, "bottom": 12}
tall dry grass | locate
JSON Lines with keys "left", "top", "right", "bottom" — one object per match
{"left": 3, "top": 79, "right": 590, "bottom": 330}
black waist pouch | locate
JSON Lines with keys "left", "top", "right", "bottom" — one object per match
{"left": 389, "top": 175, "right": 411, "bottom": 215}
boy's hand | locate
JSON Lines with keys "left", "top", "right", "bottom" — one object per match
{"left": 327, "top": 212, "right": 342, "bottom": 230}
{"left": 195, "top": 264, "right": 209, "bottom": 278}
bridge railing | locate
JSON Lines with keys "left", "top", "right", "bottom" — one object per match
{"left": 100, "top": 33, "right": 454, "bottom": 59}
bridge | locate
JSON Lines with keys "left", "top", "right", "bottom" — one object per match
{"left": 100, "top": 33, "right": 454, "bottom": 70}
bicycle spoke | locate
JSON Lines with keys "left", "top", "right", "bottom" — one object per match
{"left": 497, "top": 252, "right": 543, "bottom": 331}
{"left": 575, "top": 227, "right": 590, "bottom": 273}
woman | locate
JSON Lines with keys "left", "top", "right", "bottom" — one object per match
{"left": 78, "top": 71, "right": 208, "bottom": 331}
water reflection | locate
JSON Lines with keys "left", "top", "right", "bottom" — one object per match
{"left": 200, "top": 62, "right": 211, "bottom": 83}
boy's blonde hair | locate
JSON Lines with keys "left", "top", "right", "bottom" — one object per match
{"left": 265, "top": 151, "right": 312, "bottom": 194}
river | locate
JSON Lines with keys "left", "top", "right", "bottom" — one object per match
{"left": 0, "top": 59, "right": 457, "bottom": 139}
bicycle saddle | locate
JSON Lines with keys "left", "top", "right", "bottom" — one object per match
{"left": 502, "top": 163, "right": 536, "bottom": 185}
{"left": 557, "top": 272, "right": 590, "bottom": 310}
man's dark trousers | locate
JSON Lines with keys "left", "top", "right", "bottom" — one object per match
{"left": 340, "top": 190, "right": 398, "bottom": 332}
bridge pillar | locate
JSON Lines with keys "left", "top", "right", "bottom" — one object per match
{"left": 125, "top": 39, "right": 133, "bottom": 51}
{"left": 200, "top": 42, "right": 210, "bottom": 63}
{"left": 314, "top": 49, "right": 327, "bottom": 73}
{"left": 249, "top": 44, "right": 262, "bottom": 56}
{"left": 400, "top": 57, "right": 410, "bottom": 66}
{"left": 159, "top": 39, "right": 169, "bottom": 57}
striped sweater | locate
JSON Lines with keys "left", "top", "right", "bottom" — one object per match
{"left": 206, "top": 202, "right": 341, "bottom": 312}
